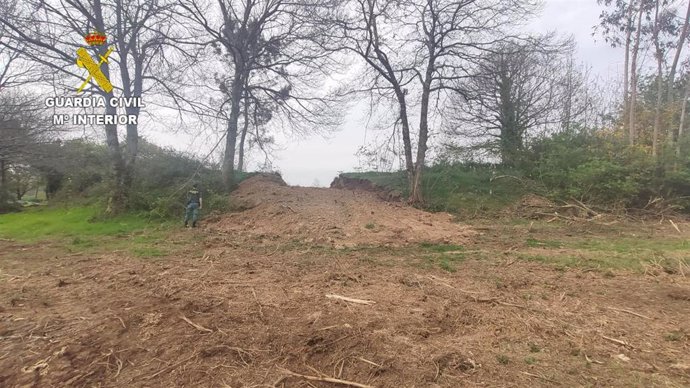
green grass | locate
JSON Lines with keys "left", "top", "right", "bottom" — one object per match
{"left": 330, "top": 242, "right": 469, "bottom": 272}
{"left": 515, "top": 250, "right": 680, "bottom": 273}
{"left": 131, "top": 246, "right": 168, "bottom": 258}
{"left": 0, "top": 206, "right": 159, "bottom": 242}
{"left": 418, "top": 242, "right": 465, "bottom": 253}
{"left": 344, "top": 164, "right": 529, "bottom": 215}
{"left": 496, "top": 354, "right": 510, "bottom": 365}
{"left": 526, "top": 238, "right": 563, "bottom": 248}
{"left": 0, "top": 206, "right": 180, "bottom": 259}
{"left": 421, "top": 252, "right": 467, "bottom": 272}
{"left": 570, "top": 237, "right": 690, "bottom": 253}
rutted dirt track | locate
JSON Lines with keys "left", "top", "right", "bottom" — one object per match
{"left": 1, "top": 176, "right": 689, "bottom": 387}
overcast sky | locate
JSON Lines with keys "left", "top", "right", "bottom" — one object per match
{"left": 149, "top": 0, "right": 626, "bottom": 187}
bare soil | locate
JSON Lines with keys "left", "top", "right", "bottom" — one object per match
{"left": 208, "top": 175, "right": 475, "bottom": 247}
{"left": 1, "top": 176, "right": 689, "bottom": 387}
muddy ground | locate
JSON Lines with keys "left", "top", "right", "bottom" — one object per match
{"left": 1, "top": 176, "right": 689, "bottom": 387}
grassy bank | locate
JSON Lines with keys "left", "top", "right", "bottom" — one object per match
{"left": 344, "top": 164, "right": 529, "bottom": 215}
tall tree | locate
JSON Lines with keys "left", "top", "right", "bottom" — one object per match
{"left": 677, "top": 73, "right": 690, "bottom": 160}
{"left": 0, "top": 91, "right": 53, "bottom": 189}
{"left": 667, "top": 0, "right": 690, "bottom": 103}
{"left": 0, "top": 0, "right": 182, "bottom": 212}
{"left": 628, "top": 0, "right": 646, "bottom": 145}
{"left": 448, "top": 37, "right": 580, "bottom": 165}
{"left": 653, "top": 0, "right": 664, "bottom": 156}
{"left": 597, "top": 0, "right": 637, "bottom": 138}
{"left": 178, "top": 0, "right": 342, "bottom": 191}
{"left": 650, "top": 0, "right": 678, "bottom": 156}
{"left": 334, "top": 0, "right": 537, "bottom": 202}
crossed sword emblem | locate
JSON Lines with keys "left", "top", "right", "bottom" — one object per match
{"left": 76, "top": 46, "right": 114, "bottom": 94}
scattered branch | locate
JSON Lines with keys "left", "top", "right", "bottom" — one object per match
{"left": 180, "top": 314, "right": 213, "bottom": 333}
{"left": 277, "top": 367, "right": 375, "bottom": 388}
{"left": 326, "top": 294, "right": 376, "bottom": 305}
{"left": 601, "top": 334, "right": 633, "bottom": 349}
{"left": 605, "top": 307, "right": 651, "bottom": 320}
{"left": 521, "top": 371, "right": 561, "bottom": 385}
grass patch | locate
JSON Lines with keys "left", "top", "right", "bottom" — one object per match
{"left": 569, "top": 237, "right": 690, "bottom": 253}
{"left": 0, "top": 206, "right": 161, "bottom": 242}
{"left": 418, "top": 242, "right": 465, "bottom": 253}
{"left": 343, "top": 164, "right": 528, "bottom": 215}
{"left": 496, "top": 354, "right": 510, "bottom": 365}
{"left": 329, "top": 242, "right": 468, "bottom": 272}
{"left": 71, "top": 237, "right": 96, "bottom": 248}
{"left": 131, "top": 246, "right": 168, "bottom": 258}
{"left": 422, "top": 252, "right": 467, "bottom": 272}
{"left": 0, "top": 205, "right": 181, "bottom": 259}
{"left": 526, "top": 238, "right": 563, "bottom": 248}
{"left": 516, "top": 251, "right": 660, "bottom": 272}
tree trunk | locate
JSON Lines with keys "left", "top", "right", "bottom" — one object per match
{"left": 94, "top": 0, "right": 128, "bottom": 214}
{"left": 116, "top": 0, "right": 140, "bottom": 191}
{"left": 622, "top": 0, "right": 635, "bottom": 137}
{"left": 0, "top": 159, "right": 5, "bottom": 188}
{"left": 237, "top": 97, "right": 250, "bottom": 173}
{"left": 667, "top": 0, "right": 690, "bottom": 103}
{"left": 395, "top": 89, "right": 415, "bottom": 191}
{"left": 677, "top": 81, "right": 690, "bottom": 166}
{"left": 562, "top": 56, "right": 573, "bottom": 131}
{"left": 628, "top": 4, "right": 644, "bottom": 146}
{"left": 652, "top": 0, "right": 663, "bottom": 157}
{"left": 411, "top": 66, "right": 434, "bottom": 204}
{"left": 222, "top": 74, "right": 244, "bottom": 191}
{"left": 122, "top": 65, "right": 143, "bottom": 189}
{"left": 102, "top": 85, "right": 127, "bottom": 212}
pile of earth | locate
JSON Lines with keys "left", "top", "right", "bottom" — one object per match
{"left": 206, "top": 174, "right": 475, "bottom": 246}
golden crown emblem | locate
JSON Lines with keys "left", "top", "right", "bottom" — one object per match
{"left": 84, "top": 31, "right": 107, "bottom": 46}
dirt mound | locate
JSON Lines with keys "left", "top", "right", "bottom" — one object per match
{"left": 208, "top": 175, "right": 474, "bottom": 246}
{"left": 330, "top": 174, "right": 402, "bottom": 202}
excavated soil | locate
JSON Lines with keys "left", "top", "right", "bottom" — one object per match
{"left": 1, "top": 178, "right": 689, "bottom": 387}
{"left": 207, "top": 175, "right": 475, "bottom": 247}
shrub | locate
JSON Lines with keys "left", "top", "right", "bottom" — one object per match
{"left": 0, "top": 189, "right": 21, "bottom": 214}
{"left": 524, "top": 129, "right": 664, "bottom": 208}
{"left": 566, "top": 159, "right": 644, "bottom": 206}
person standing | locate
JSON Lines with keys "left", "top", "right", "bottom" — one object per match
{"left": 184, "top": 183, "right": 203, "bottom": 228}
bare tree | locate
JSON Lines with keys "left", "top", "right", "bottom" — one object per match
{"left": 651, "top": 0, "right": 677, "bottom": 156}
{"left": 667, "top": 0, "right": 690, "bottom": 103}
{"left": 237, "top": 90, "right": 274, "bottom": 172}
{"left": 448, "top": 37, "right": 579, "bottom": 165}
{"left": 333, "top": 0, "right": 537, "bottom": 202}
{"left": 177, "top": 0, "right": 342, "bottom": 191}
{"left": 0, "top": 90, "right": 54, "bottom": 189}
{"left": 0, "top": 0, "right": 184, "bottom": 212}
{"left": 677, "top": 71, "right": 690, "bottom": 161}
{"left": 627, "top": 0, "right": 647, "bottom": 146}
{"left": 652, "top": 0, "right": 663, "bottom": 156}
{"left": 597, "top": 0, "right": 637, "bottom": 139}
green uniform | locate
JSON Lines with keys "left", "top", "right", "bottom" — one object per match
{"left": 184, "top": 188, "right": 202, "bottom": 227}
